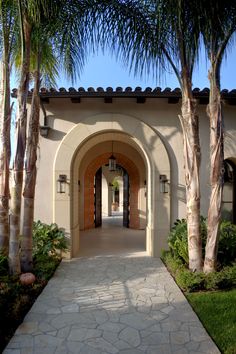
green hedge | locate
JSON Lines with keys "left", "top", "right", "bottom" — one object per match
{"left": 162, "top": 251, "right": 236, "bottom": 292}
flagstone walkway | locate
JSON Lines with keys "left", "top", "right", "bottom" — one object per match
{"left": 4, "top": 253, "right": 220, "bottom": 354}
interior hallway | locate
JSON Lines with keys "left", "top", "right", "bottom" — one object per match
{"left": 78, "top": 212, "right": 146, "bottom": 257}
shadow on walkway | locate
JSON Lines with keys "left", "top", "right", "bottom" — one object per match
{"left": 4, "top": 254, "right": 220, "bottom": 354}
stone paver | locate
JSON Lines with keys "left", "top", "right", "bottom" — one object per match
{"left": 4, "top": 254, "right": 220, "bottom": 354}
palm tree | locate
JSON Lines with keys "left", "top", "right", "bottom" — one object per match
{"left": 21, "top": 30, "right": 59, "bottom": 272}
{"left": 0, "top": 0, "right": 15, "bottom": 256}
{"left": 19, "top": 0, "right": 99, "bottom": 272}
{"left": 10, "top": 0, "right": 57, "bottom": 272}
{"left": 100, "top": 0, "right": 203, "bottom": 271}
{"left": 200, "top": 0, "right": 236, "bottom": 273}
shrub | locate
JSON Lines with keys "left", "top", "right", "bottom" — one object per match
{"left": 168, "top": 219, "right": 188, "bottom": 263}
{"left": 161, "top": 250, "right": 184, "bottom": 273}
{"left": 168, "top": 216, "right": 207, "bottom": 265}
{"left": 33, "top": 255, "right": 60, "bottom": 281}
{"left": 33, "top": 221, "right": 68, "bottom": 259}
{"left": 0, "top": 253, "right": 8, "bottom": 275}
{"left": 175, "top": 270, "right": 205, "bottom": 292}
{"left": 204, "top": 271, "right": 222, "bottom": 290}
{"left": 162, "top": 251, "right": 236, "bottom": 292}
{"left": 204, "top": 265, "right": 236, "bottom": 290}
{"left": 218, "top": 221, "right": 236, "bottom": 266}
{"left": 168, "top": 217, "right": 236, "bottom": 267}
{"left": 0, "top": 221, "right": 66, "bottom": 352}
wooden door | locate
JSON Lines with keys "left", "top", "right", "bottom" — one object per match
{"left": 123, "top": 170, "right": 129, "bottom": 228}
{"left": 94, "top": 167, "right": 102, "bottom": 227}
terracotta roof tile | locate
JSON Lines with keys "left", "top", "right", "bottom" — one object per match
{"left": 11, "top": 87, "right": 236, "bottom": 101}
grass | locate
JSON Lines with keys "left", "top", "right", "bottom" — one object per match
{"left": 161, "top": 251, "right": 236, "bottom": 353}
{"left": 187, "top": 289, "right": 236, "bottom": 354}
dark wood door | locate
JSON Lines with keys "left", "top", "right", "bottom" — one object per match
{"left": 94, "top": 167, "right": 102, "bottom": 227}
{"left": 123, "top": 170, "right": 129, "bottom": 228}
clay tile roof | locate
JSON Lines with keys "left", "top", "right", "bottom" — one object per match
{"left": 59, "top": 87, "right": 67, "bottom": 92}
{"left": 11, "top": 87, "right": 236, "bottom": 102}
{"left": 68, "top": 87, "right": 77, "bottom": 92}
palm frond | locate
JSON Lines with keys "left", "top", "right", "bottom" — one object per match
{"left": 199, "top": 0, "right": 236, "bottom": 60}
{"left": 92, "top": 0, "right": 201, "bottom": 87}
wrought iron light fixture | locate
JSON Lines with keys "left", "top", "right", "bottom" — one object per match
{"left": 109, "top": 141, "right": 116, "bottom": 171}
{"left": 39, "top": 125, "right": 50, "bottom": 137}
{"left": 57, "top": 174, "right": 67, "bottom": 193}
{"left": 159, "top": 174, "right": 168, "bottom": 193}
{"left": 40, "top": 100, "right": 50, "bottom": 137}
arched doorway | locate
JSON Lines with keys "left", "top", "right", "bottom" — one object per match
{"left": 95, "top": 164, "right": 129, "bottom": 228}
{"left": 53, "top": 113, "right": 171, "bottom": 258}
{"left": 82, "top": 149, "right": 142, "bottom": 231}
{"left": 222, "top": 159, "right": 236, "bottom": 223}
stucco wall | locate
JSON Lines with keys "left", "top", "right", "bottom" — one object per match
{"left": 35, "top": 97, "right": 236, "bottom": 228}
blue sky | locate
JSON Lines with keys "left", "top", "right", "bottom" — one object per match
{"left": 56, "top": 46, "right": 236, "bottom": 91}
{"left": 11, "top": 45, "right": 236, "bottom": 90}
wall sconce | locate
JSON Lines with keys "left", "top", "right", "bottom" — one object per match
{"left": 160, "top": 174, "right": 168, "bottom": 193}
{"left": 57, "top": 174, "right": 67, "bottom": 193}
{"left": 40, "top": 99, "right": 50, "bottom": 137}
{"left": 40, "top": 125, "right": 50, "bottom": 137}
{"left": 108, "top": 141, "right": 116, "bottom": 171}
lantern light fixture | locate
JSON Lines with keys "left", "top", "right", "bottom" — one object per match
{"left": 57, "top": 174, "right": 67, "bottom": 193}
{"left": 39, "top": 125, "right": 50, "bottom": 137}
{"left": 159, "top": 174, "right": 168, "bottom": 193}
{"left": 109, "top": 141, "right": 116, "bottom": 171}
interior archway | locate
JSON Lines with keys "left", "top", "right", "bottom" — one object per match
{"left": 82, "top": 150, "right": 142, "bottom": 230}
{"left": 222, "top": 158, "right": 236, "bottom": 223}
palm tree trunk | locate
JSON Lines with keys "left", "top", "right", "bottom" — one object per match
{"left": 21, "top": 59, "right": 40, "bottom": 272}
{"left": 0, "top": 58, "right": 11, "bottom": 255}
{"left": 204, "top": 64, "right": 223, "bottom": 273}
{"left": 179, "top": 73, "right": 202, "bottom": 271}
{"left": 9, "top": 17, "right": 32, "bottom": 273}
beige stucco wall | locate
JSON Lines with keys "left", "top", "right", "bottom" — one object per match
{"left": 34, "top": 96, "right": 236, "bottom": 257}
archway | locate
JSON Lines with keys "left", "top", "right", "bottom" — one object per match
{"left": 83, "top": 151, "right": 141, "bottom": 230}
{"left": 222, "top": 159, "right": 236, "bottom": 223}
{"left": 53, "top": 113, "right": 171, "bottom": 258}
{"left": 96, "top": 165, "right": 128, "bottom": 228}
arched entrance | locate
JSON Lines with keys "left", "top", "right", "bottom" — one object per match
{"left": 83, "top": 150, "right": 141, "bottom": 230}
{"left": 53, "top": 113, "right": 170, "bottom": 258}
{"left": 94, "top": 164, "right": 129, "bottom": 228}
{"left": 222, "top": 158, "right": 236, "bottom": 223}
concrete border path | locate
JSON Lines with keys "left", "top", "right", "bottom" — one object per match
{"left": 4, "top": 253, "right": 220, "bottom": 354}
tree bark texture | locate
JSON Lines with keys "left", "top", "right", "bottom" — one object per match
{"left": 179, "top": 76, "right": 202, "bottom": 271}
{"left": 0, "top": 58, "right": 11, "bottom": 255}
{"left": 9, "top": 18, "right": 32, "bottom": 272}
{"left": 9, "top": 171, "right": 22, "bottom": 273}
{"left": 21, "top": 68, "right": 40, "bottom": 272}
{"left": 204, "top": 66, "right": 224, "bottom": 273}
